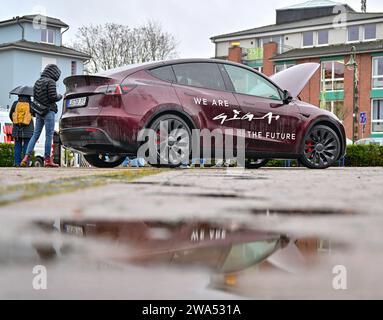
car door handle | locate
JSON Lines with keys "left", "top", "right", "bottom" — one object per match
{"left": 242, "top": 101, "right": 255, "bottom": 106}
{"left": 183, "top": 91, "right": 196, "bottom": 97}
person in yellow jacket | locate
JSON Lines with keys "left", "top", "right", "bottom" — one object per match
{"left": 9, "top": 95, "right": 35, "bottom": 167}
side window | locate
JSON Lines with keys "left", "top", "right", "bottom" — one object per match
{"left": 150, "top": 66, "right": 176, "bottom": 83}
{"left": 172, "top": 63, "right": 226, "bottom": 91}
{"left": 224, "top": 64, "right": 281, "bottom": 100}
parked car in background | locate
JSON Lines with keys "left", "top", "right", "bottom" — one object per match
{"left": 60, "top": 59, "right": 346, "bottom": 169}
{"left": 355, "top": 138, "right": 383, "bottom": 146}
{"left": 346, "top": 138, "right": 353, "bottom": 146}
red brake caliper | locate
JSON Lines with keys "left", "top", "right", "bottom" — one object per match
{"left": 156, "top": 130, "right": 161, "bottom": 145}
{"left": 306, "top": 140, "right": 314, "bottom": 159}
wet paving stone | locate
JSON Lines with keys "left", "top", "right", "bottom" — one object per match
{"left": 0, "top": 167, "right": 383, "bottom": 299}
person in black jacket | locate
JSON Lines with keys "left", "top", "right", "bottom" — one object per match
{"left": 9, "top": 95, "right": 35, "bottom": 167}
{"left": 21, "top": 64, "right": 62, "bottom": 168}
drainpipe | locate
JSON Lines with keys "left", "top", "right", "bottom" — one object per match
{"left": 15, "top": 16, "right": 25, "bottom": 41}
{"left": 61, "top": 26, "right": 69, "bottom": 46}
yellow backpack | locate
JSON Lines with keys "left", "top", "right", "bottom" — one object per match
{"left": 12, "top": 102, "right": 32, "bottom": 126}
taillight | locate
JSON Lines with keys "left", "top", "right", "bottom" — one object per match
{"left": 95, "top": 84, "right": 136, "bottom": 95}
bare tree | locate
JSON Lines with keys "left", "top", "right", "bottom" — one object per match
{"left": 72, "top": 21, "right": 178, "bottom": 74}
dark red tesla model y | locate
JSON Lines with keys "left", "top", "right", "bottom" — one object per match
{"left": 60, "top": 59, "right": 346, "bottom": 169}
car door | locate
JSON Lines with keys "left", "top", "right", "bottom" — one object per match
{"left": 171, "top": 62, "right": 242, "bottom": 153}
{"left": 222, "top": 63, "right": 302, "bottom": 154}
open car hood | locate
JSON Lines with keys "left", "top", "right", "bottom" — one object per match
{"left": 270, "top": 63, "right": 320, "bottom": 98}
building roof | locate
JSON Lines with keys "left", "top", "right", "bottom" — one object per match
{"left": 0, "top": 15, "right": 69, "bottom": 29}
{"left": 278, "top": 0, "right": 344, "bottom": 10}
{"left": 272, "top": 40, "right": 383, "bottom": 61}
{"left": 211, "top": 12, "right": 383, "bottom": 41}
{"left": 0, "top": 40, "right": 91, "bottom": 60}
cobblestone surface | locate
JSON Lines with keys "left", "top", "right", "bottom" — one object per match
{"left": 0, "top": 167, "right": 382, "bottom": 299}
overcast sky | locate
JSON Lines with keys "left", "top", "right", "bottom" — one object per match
{"left": 1, "top": 0, "right": 382, "bottom": 58}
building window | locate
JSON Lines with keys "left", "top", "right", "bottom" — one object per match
{"left": 318, "top": 30, "right": 329, "bottom": 45}
{"left": 364, "top": 24, "right": 377, "bottom": 41}
{"left": 321, "top": 60, "right": 345, "bottom": 91}
{"left": 322, "top": 101, "right": 346, "bottom": 121}
{"left": 303, "top": 31, "right": 314, "bottom": 47}
{"left": 372, "top": 100, "right": 383, "bottom": 133}
{"left": 348, "top": 26, "right": 360, "bottom": 42}
{"left": 41, "top": 28, "right": 55, "bottom": 44}
{"left": 260, "top": 36, "right": 284, "bottom": 54}
{"left": 71, "top": 61, "right": 77, "bottom": 76}
{"left": 274, "top": 63, "right": 295, "bottom": 74}
{"left": 372, "top": 57, "right": 383, "bottom": 88}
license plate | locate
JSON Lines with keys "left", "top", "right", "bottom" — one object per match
{"left": 66, "top": 97, "right": 87, "bottom": 108}
{"left": 64, "top": 224, "right": 84, "bottom": 236}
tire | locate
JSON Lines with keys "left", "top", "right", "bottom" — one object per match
{"left": 245, "top": 159, "right": 269, "bottom": 169}
{"left": 84, "top": 154, "right": 125, "bottom": 168}
{"left": 299, "top": 125, "right": 341, "bottom": 169}
{"left": 33, "top": 157, "right": 44, "bottom": 168}
{"left": 148, "top": 114, "right": 192, "bottom": 168}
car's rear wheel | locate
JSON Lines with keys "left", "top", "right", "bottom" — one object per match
{"left": 245, "top": 158, "right": 269, "bottom": 169}
{"left": 300, "top": 125, "right": 341, "bottom": 169}
{"left": 149, "top": 114, "right": 192, "bottom": 168}
{"left": 84, "top": 154, "right": 125, "bottom": 168}
{"left": 33, "top": 157, "right": 44, "bottom": 168}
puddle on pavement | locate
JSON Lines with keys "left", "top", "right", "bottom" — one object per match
{"left": 195, "top": 174, "right": 269, "bottom": 180}
{"left": 131, "top": 181, "right": 193, "bottom": 188}
{"left": 0, "top": 217, "right": 349, "bottom": 298}
{"left": 248, "top": 208, "right": 356, "bottom": 216}
{"left": 154, "top": 192, "right": 267, "bottom": 201}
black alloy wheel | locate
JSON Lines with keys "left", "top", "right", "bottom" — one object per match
{"left": 149, "top": 114, "right": 192, "bottom": 168}
{"left": 300, "top": 125, "right": 341, "bottom": 169}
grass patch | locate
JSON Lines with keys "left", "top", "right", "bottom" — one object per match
{"left": 0, "top": 168, "right": 163, "bottom": 207}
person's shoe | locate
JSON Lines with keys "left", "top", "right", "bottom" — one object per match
{"left": 44, "top": 157, "right": 59, "bottom": 168}
{"left": 20, "top": 156, "right": 31, "bottom": 167}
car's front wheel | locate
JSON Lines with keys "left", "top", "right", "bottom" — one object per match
{"left": 300, "top": 125, "right": 341, "bottom": 169}
{"left": 84, "top": 154, "right": 125, "bottom": 168}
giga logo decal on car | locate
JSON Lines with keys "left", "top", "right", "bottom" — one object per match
{"left": 213, "top": 110, "right": 280, "bottom": 125}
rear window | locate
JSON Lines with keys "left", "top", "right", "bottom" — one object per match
{"left": 172, "top": 63, "right": 226, "bottom": 91}
{"left": 150, "top": 66, "right": 176, "bottom": 83}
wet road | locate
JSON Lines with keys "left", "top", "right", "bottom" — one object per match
{"left": 0, "top": 167, "right": 383, "bottom": 299}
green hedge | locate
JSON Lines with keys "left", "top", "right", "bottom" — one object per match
{"left": 345, "top": 145, "right": 383, "bottom": 167}
{"left": 0, "top": 143, "right": 14, "bottom": 167}
{"left": 265, "top": 145, "right": 383, "bottom": 167}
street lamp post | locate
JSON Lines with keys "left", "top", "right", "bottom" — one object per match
{"left": 346, "top": 46, "right": 359, "bottom": 144}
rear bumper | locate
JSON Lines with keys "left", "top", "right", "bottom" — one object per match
{"left": 60, "top": 127, "right": 136, "bottom": 155}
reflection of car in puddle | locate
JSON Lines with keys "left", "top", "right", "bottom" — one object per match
{"left": 33, "top": 219, "right": 333, "bottom": 282}
{"left": 25, "top": 219, "right": 345, "bottom": 297}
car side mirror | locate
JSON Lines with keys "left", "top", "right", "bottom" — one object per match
{"left": 282, "top": 90, "right": 293, "bottom": 105}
